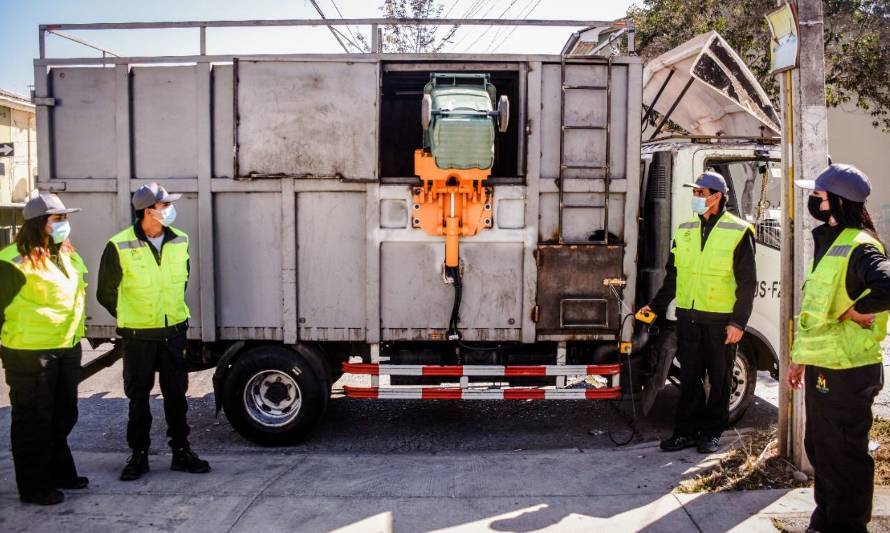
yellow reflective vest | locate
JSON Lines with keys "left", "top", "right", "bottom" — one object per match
{"left": 109, "top": 226, "right": 190, "bottom": 329}
{"left": 674, "top": 211, "right": 754, "bottom": 314}
{"left": 791, "top": 228, "right": 888, "bottom": 369}
{"left": 0, "top": 244, "right": 87, "bottom": 350}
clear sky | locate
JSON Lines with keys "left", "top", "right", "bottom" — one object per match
{"left": 0, "top": 0, "right": 635, "bottom": 95}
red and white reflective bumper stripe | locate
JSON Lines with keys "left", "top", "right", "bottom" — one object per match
{"left": 343, "top": 386, "right": 622, "bottom": 400}
{"left": 342, "top": 362, "right": 621, "bottom": 377}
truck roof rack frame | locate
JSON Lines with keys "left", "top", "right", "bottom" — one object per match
{"left": 37, "top": 18, "right": 635, "bottom": 64}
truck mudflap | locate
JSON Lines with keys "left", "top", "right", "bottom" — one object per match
{"left": 341, "top": 362, "right": 621, "bottom": 400}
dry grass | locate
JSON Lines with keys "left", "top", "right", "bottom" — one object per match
{"left": 678, "top": 418, "right": 890, "bottom": 493}
{"left": 676, "top": 427, "right": 810, "bottom": 493}
{"left": 872, "top": 417, "right": 890, "bottom": 485}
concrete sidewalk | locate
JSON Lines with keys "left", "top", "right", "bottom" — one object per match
{"left": 2, "top": 443, "right": 888, "bottom": 533}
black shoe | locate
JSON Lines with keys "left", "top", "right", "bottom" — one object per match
{"left": 20, "top": 489, "right": 64, "bottom": 506}
{"left": 120, "top": 450, "right": 150, "bottom": 481}
{"left": 697, "top": 436, "right": 721, "bottom": 454}
{"left": 55, "top": 476, "right": 89, "bottom": 490}
{"left": 660, "top": 435, "right": 698, "bottom": 451}
{"left": 171, "top": 447, "right": 210, "bottom": 474}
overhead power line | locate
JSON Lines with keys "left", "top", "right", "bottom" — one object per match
{"left": 308, "top": 0, "right": 351, "bottom": 53}
{"left": 327, "top": 0, "right": 364, "bottom": 51}
{"left": 491, "top": 0, "right": 543, "bottom": 52}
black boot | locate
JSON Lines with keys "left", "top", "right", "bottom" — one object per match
{"left": 120, "top": 450, "right": 150, "bottom": 481}
{"left": 20, "top": 489, "right": 64, "bottom": 506}
{"left": 55, "top": 476, "right": 90, "bottom": 490}
{"left": 171, "top": 446, "right": 210, "bottom": 474}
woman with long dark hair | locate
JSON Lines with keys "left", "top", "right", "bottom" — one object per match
{"left": 789, "top": 164, "right": 890, "bottom": 532}
{"left": 0, "top": 193, "right": 88, "bottom": 506}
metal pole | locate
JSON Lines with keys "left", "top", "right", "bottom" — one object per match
{"left": 200, "top": 26, "right": 206, "bottom": 55}
{"left": 780, "top": 0, "right": 828, "bottom": 473}
{"left": 778, "top": 68, "right": 795, "bottom": 458}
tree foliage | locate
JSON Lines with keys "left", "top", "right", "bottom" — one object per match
{"left": 628, "top": 0, "right": 890, "bottom": 130}
{"left": 356, "top": 0, "right": 456, "bottom": 53}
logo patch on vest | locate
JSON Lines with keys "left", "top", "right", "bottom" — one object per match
{"left": 815, "top": 373, "right": 829, "bottom": 394}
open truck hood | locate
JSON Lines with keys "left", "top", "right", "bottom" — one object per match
{"left": 643, "top": 31, "right": 781, "bottom": 138}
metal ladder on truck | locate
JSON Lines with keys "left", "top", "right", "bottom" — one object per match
{"left": 557, "top": 53, "right": 614, "bottom": 245}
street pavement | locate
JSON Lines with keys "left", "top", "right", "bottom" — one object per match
{"left": 1, "top": 344, "right": 889, "bottom": 532}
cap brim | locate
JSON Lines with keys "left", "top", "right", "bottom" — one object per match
{"left": 47, "top": 207, "right": 81, "bottom": 215}
{"left": 682, "top": 182, "right": 706, "bottom": 189}
{"left": 158, "top": 192, "right": 182, "bottom": 203}
{"left": 794, "top": 179, "right": 821, "bottom": 190}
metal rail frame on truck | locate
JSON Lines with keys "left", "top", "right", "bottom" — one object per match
{"left": 34, "top": 18, "right": 655, "bottom": 445}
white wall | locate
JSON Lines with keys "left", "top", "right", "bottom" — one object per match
{"left": 828, "top": 102, "right": 890, "bottom": 238}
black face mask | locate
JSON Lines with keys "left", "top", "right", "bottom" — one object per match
{"left": 808, "top": 195, "right": 831, "bottom": 222}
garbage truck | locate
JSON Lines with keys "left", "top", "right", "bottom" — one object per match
{"left": 31, "top": 19, "right": 777, "bottom": 445}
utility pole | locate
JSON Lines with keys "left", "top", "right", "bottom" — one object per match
{"left": 777, "top": 0, "right": 828, "bottom": 472}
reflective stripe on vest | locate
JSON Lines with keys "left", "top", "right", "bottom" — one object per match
{"left": 673, "top": 211, "right": 753, "bottom": 314}
{"left": 0, "top": 244, "right": 88, "bottom": 350}
{"left": 109, "top": 226, "right": 190, "bottom": 329}
{"left": 791, "top": 228, "right": 888, "bottom": 369}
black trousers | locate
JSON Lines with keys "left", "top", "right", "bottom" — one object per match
{"left": 805, "top": 363, "right": 882, "bottom": 533}
{"left": 673, "top": 317, "right": 735, "bottom": 440}
{"left": 1, "top": 344, "right": 82, "bottom": 498}
{"left": 122, "top": 333, "right": 190, "bottom": 451}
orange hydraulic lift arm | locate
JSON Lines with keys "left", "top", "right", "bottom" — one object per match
{"left": 411, "top": 149, "right": 493, "bottom": 269}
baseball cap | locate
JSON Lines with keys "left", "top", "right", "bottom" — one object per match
{"left": 22, "top": 192, "right": 81, "bottom": 220}
{"left": 795, "top": 164, "right": 871, "bottom": 202}
{"left": 683, "top": 171, "right": 728, "bottom": 194}
{"left": 132, "top": 182, "right": 182, "bottom": 210}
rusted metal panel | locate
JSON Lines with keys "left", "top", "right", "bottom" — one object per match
{"left": 50, "top": 67, "right": 117, "bottom": 179}
{"left": 382, "top": 328, "right": 521, "bottom": 342}
{"left": 214, "top": 192, "right": 282, "bottom": 327}
{"left": 380, "top": 241, "right": 523, "bottom": 332}
{"left": 535, "top": 245, "right": 624, "bottom": 335}
{"left": 235, "top": 61, "right": 378, "bottom": 179}
{"left": 211, "top": 65, "right": 234, "bottom": 178}
{"left": 297, "top": 192, "right": 367, "bottom": 331}
{"left": 131, "top": 66, "right": 198, "bottom": 179}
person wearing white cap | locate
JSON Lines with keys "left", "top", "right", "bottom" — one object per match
{"left": 0, "top": 192, "right": 88, "bottom": 505}
{"left": 639, "top": 170, "right": 757, "bottom": 454}
{"left": 788, "top": 163, "right": 890, "bottom": 533}
{"left": 96, "top": 183, "right": 209, "bottom": 481}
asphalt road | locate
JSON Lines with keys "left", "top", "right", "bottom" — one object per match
{"left": 0, "top": 344, "right": 785, "bottom": 455}
{"left": 4, "top": 344, "right": 890, "bottom": 532}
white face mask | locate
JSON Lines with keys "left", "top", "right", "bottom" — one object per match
{"left": 691, "top": 195, "right": 713, "bottom": 214}
{"left": 151, "top": 205, "right": 177, "bottom": 227}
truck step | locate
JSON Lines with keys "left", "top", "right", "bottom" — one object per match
{"left": 342, "top": 362, "right": 620, "bottom": 379}
{"left": 343, "top": 386, "right": 622, "bottom": 400}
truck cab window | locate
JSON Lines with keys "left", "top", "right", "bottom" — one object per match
{"left": 706, "top": 159, "right": 782, "bottom": 249}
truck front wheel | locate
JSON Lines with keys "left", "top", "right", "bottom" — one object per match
{"left": 222, "top": 345, "right": 328, "bottom": 446}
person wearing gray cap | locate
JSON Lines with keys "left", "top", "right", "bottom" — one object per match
{"left": 787, "top": 163, "right": 890, "bottom": 533}
{"left": 96, "top": 183, "right": 209, "bottom": 481}
{"left": 639, "top": 170, "right": 757, "bottom": 454}
{"left": 0, "top": 192, "right": 88, "bottom": 505}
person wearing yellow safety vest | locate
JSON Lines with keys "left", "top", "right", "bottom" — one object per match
{"left": 97, "top": 183, "right": 209, "bottom": 482}
{"left": 0, "top": 193, "right": 88, "bottom": 506}
{"left": 788, "top": 164, "right": 890, "bottom": 533}
{"left": 640, "top": 171, "right": 757, "bottom": 454}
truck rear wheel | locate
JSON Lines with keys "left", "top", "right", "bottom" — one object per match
{"left": 727, "top": 345, "right": 757, "bottom": 425}
{"left": 222, "top": 345, "right": 328, "bottom": 446}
